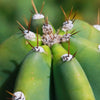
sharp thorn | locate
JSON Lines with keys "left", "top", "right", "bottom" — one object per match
{"left": 73, "top": 51, "right": 77, "bottom": 58}
{"left": 28, "top": 15, "right": 32, "bottom": 32}
{"left": 40, "top": 1, "right": 45, "bottom": 14}
{"left": 71, "top": 31, "right": 80, "bottom": 36}
{"left": 45, "top": 16, "right": 48, "bottom": 25}
{"left": 70, "top": 29, "right": 75, "bottom": 34}
{"left": 6, "top": 90, "right": 16, "bottom": 97}
{"left": 60, "top": 6, "right": 68, "bottom": 21}
{"left": 26, "top": 40, "right": 34, "bottom": 49}
{"left": 23, "top": 16, "right": 29, "bottom": 27}
{"left": 30, "top": 10, "right": 34, "bottom": 14}
{"left": 72, "top": 12, "right": 77, "bottom": 21}
{"left": 18, "top": 27, "right": 25, "bottom": 34}
{"left": 72, "top": 19, "right": 76, "bottom": 23}
{"left": 68, "top": 6, "right": 73, "bottom": 20}
{"left": 16, "top": 20, "right": 25, "bottom": 30}
{"left": 97, "top": 8, "right": 99, "bottom": 25}
{"left": 31, "top": 0, "right": 38, "bottom": 14}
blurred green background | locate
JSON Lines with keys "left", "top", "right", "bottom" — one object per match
{"left": 0, "top": 0, "right": 100, "bottom": 44}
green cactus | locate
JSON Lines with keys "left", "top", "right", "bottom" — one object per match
{"left": 31, "top": 0, "right": 45, "bottom": 35}
{"left": 14, "top": 45, "right": 51, "bottom": 100}
{"left": 62, "top": 35, "right": 100, "bottom": 100}
{"left": 72, "top": 20, "right": 100, "bottom": 43}
{"left": 1, "top": 0, "right": 100, "bottom": 100}
{"left": 59, "top": 6, "right": 100, "bottom": 44}
{"left": 0, "top": 31, "right": 42, "bottom": 99}
{"left": 51, "top": 44, "right": 95, "bottom": 100}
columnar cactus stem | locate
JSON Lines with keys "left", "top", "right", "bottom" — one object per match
{"left": 1, "top": 1, "right": 100, "bottom": 100}
{"left": 51, "top": 44, "right": 95, "bottom": 100}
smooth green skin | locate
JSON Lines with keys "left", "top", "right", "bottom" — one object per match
{"left": 72, "top": 20, "right": 100, "bottom": 43}
{"left": 72, "top": 20, "right": 93, "bottom": 39}
{"left": 0, "top": 34, "right": 28, "bottom": 87}
{"left": 31, "top": 18, "right": 45, "bottom": 35}
{"left": 62, "top": 36, "right": 100, "bottom": 100}
{"left": 0, "top": 33, "right": 42, "bottom": 98}
{"left": 0, "top": 33, "right": 28, "bottom": 99}
{"left": 88, "top": 28, "right": 100, "bottom": 44}
{"left": 14, "top": 45, "right": 51, "bottom": 100}
{"left": 51, "top": 44, "right": 95, "bottom": 100}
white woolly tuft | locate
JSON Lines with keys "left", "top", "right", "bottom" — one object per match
{"left": 24, "top": 30, "right": 36, "bottom": 41}
{"left": 62, "top": 20, "right": 73, "bottom": 32}
{"left": 61, "top": 33, "right": 71, "bottom": 42}
{"left": 42, "top": 34, "right": 61, "bottom": 47}
{"left": 98, "top": 45, "right": 100, "bottom": 51}
{"left": 33, "top": 13, "right": 44, "bottom": 19}
{"left": 12, "top": 91, "right": 25, "bottom": 100}
{"left": 61, "top": 54, "right": 73, "bottom": 62}
{"left": 42, "top": 24, "right": 53, "bottom": 34}
{"left": 93, "top": 25, "right": 100, "bottom": 31}
{"left": 33, "top": 46, "right": 45, "bottom": 53}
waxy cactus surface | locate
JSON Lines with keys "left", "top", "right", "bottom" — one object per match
{"left": 0, "top": 0, "right": 100, "bottom": 100}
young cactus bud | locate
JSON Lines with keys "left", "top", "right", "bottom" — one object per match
{"left": 31, "top": 0, "right": 45, "bottom": 35}
{"left": 51, "top": 43, "right": 95, "bottom": 100}
{"left": 62, "top": 20, "right": 73, "bottom": 32}
{"left": 61, "top": 7, "right": 75, "bottom": 32}
{"left": 42, "top": 17, "right": 56, "bottom": 35}
{"left": 14, "top": 41, "right": 52, "bottom": 100}
{"left": 63, "top": 35, "right": 100, "bottom": 100}
{"left": 17, "top": 20, "right": 42, "bottom": 50}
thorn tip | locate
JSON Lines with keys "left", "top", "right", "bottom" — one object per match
{"left": 97, "top": 8, "right": 99, "bottom": 25}
{"left": 31, "top": 0, "right": 38, "bottom": 14}
{"left": 16, "top": 20, "right": 25, "bottom": 30}
{"left": 60, "top": 6, "right": 68, "bottom": 21}
{"left": 40, "top": 1, "right": 45, "bottom": 14}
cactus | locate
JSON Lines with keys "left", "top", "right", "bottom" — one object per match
{"left": 62, "top": 35, "right": 100, "bottom": 100}
{"left": 0, "top": 29, "right": 41, "bottom": 99}
{"left": 31, "top": 0, "right": 45, "bottom": 35}
{"left": 59, "top": 7, "right": 100, "bottom": 44}
{"left": 14, "top": 45, "right": 51, "bottom": 100}
{"left": 51, "top": 44, "right": 95, "bottom": 100}
{"left": 1, "top": 0, "right": 100, "bottom": 100}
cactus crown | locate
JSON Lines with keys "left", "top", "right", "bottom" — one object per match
{"left": 31, "top": 0, "right": 44, "bottom": 19}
